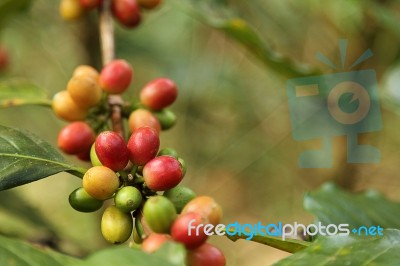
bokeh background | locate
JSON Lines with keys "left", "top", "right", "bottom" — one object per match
{"left": 1, "top": 0, "right": 400, "bottom": 265}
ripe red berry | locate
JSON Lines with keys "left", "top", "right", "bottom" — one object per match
{"left": 95, "top": 131, "right": 130, "bottom": 171}
{"left": 171, "top": 212, "right": 208, "bottom": 249}
{"left": 143, "top": 155, "right": 183, "bottom": 191}
{"left": 142, "top": 234, "right": 170, "bottom": 253}
{"left": 127, "top": 127, "right": 160, "bottom": 165}
{"left": 79, "top": 0, "right": 102, "bottom": 9}
{"left": 100, "top": 59, "right": 133, "bottom": 94}
{"left": 111, "top": 0, "right": 141, "bottom": 28}
{"left": 0, "top": 46, "right": 9, "bottom": 71}
{"left": 140, "top": 78, "right": 177, "bottom": 110}
{"left": 58, "top": 122, "right": 95, "bottom": 155}
{"left": 187, "top": 243, "right": 226, "bottom": 266}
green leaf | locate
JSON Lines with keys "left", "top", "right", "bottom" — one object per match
{"left": 0, "top": 234, "right": 79, "bottom": 266}
{"left": 0, "top": 79, "right": 52, "bottom": 108}
{"left": 274, "top": 229, "right": 400, "bottom": 266}
{"left": 0, "top": 125, "right": 86, "bottom": 191}
{"left": 225, "top": 228, "right": 309, "bottom": 253}
{"left": 304, "top": 182, "right": 400, "bottom": 229}
{"left": 74, "top": 242, "right": 186, "bottom": 266}
{"left": 170, "top": 0, "right": 320, "bottom": 77}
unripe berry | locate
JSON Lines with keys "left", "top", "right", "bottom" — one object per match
{"left": 171, "top": 212, "right": 208, "bottom": 249}
{"left": 111, "top": 0, "right": 141, "bottom": 28}
{"left": 128, "top": 109, "right": 161, "bottom": 133}
{"left": 79, "top": 0, "right": 103, "bottom": 9}
{"left": 83, "top": 166, "right": 119, "bottom": 200}
{"left": 178, "top": 157, "right": 187, "bottom": 177}
{"left": 73, "top": 65, "right": 99, "bottom": 80}
{"left": 137, "top": 0, "right": 161, "bottom": 9}
{"left": 52, "top": 90, "right": 88, "bottom": 121}
{"left": 95, "top": 131, "right": 129, "bottom": 171}
{"left": 143, "top": 155, "right": 183, "bottom": 191}
{"left": 182, "top": 196, "right": 222, "bottom": 226}
{"left": 114, "top": 186, "right": 142, "bottom": 213}
{"left": 57, "top": 122, "right": 95, "bottom": 155}
{"left": 153, "top": 109, "right": 176, "bottom": 130}
{"left": 127, "top": 127, "right": 159, "bottom": 165}
{"left": 164, "top": 186, "right": 196, "bottom": 213}
{"left": 187, "top": 243, "right": 226, "bottom": 266}
{"left": 69, "top": 187, "right": 103, "bottom": 212}
{"left": 101, "top": 205, "right": 133, "bottom": 244}
{"left": 157, "top": 148, "right": 178, "bottom": 159}
{"left": 90, "top": 144, "right": 102, "bottom": 166}
{"left": 60, "top": 0, "right": 84, "bottom": 20}
{"left": 142, "top": 234, "right": 170, "bottom": 253}
{"left": 0, "top": 46, "right": 9, "bottom": 71}
{"left": 143, "top": 196, "right": 177, "bottom": 233}
{"left": 140, "top": 78, "right": 177, "bottom": 110}
{"left": 100, "top": 59, "right": 133, "bottom": 94}
{"left": 67, "top": 76, "right": 102, "bottom": 108}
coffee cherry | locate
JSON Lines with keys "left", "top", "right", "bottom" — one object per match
{"left": 127, "top": 127, "right": 159, "bottom": 165}
{"left": 90, "top": 144, "right": 102, "bottom": 166}
{"left": 143, "top": 196, "right": 177, "bottom": 233}
{"left": 0, "top": 46, "right": 9, "bottom": 71}
{"left": 67, "top": 76, "right": 102, "bottom": 108}
{"left": 178, "top": 157, "right": 187, "bottom": 176}
{"left": 171, "top": 212, "right": 208, "bottom": 249}
{"left": 69, "top": 187, "right": 103, "bottom": 212}
{"left": 157, "top": 148, "right": 178, "bottom": 158}
{"left": 128, "top": 109, "right": 161, "bottom": 133}
{"left": 58, "top": 122, "right": 95, "bottom": 155}
{"left": 77, "top": 150, "right": 91, "bottom": 162}
{"left": 137, "top": 0, "right": 161, "bottom": 9}
{"left": 111, "top": 0, "right": 141, "bottom": 28}
{"left": 114, "top": 186, "right": 142, "bottom": 213}
{"left": 95, "top": 131, "right": 129, "bottom": 171}
{"left": 164, "top": 186, "right": 196, "bottom": 213}
{"left": 134, "top": 213, "right": 152, "bottom": 243}
{"left": 187, "top": 243, "right": 226, "bottom": 266}
{"left": 60, "top": 0, "right": 85, "bottom": 20}
{"left": 143, "top": 155, "right": 183, "bottom": 191}
{"left": 142, "top": 234, "right": 170, "bottom": 253}
{"left": 100, "top": 59, "right": 133, "bottom": 94}
{"left": 83, "top": 166, "right": 120, "bottom": 200}
{"left": 52, "top": 90, "right": 88, "bottom": 121}
{"left": 140, "top": 78, "right": 177, "bottom": 110}
{"left": 182, "top": 196, "right": 222, "bottom": 226}
{"left": 101, "top": 205, "right": 133, "bottom": 244}
{"left": 79, "top": 0, "right": 103, "bottom": 9}
{"left": 153, "top": 109, "right": 176, "bottom": 130}
{"left": 73, "top": 65, "right": 99, "bottom": 80}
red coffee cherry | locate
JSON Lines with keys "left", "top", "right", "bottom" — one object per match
{"left": 95, "top": 131, "right": 129, "bottom": 171}
{"left": 142, "top": 234, "right": 170, "bottom": 253}
{"left": 127, "top": 127, "right": 160, "bottom": 165}
{"left": 111, "top": 0, "right": 141, "bottom": 28}
{"left": 140, "top": 78, "right": 177, "bottom": 110}
{"left": 137, "top": 0, "right": 161, "bottom": 9}
{"left": 58, "top": 122, "right": 95, "bottom": 155}
{"left": 100, "top": 59, "right": 133, "bottom": 94}
{"left": 187, "top": 243, "right": 226, "bottom": 266}
{"left": 182, "top": 196, "right": 223, "bottom": 226}
{"left": 143, "top": 155, "right": 183, "bottom": 191}
{"left": 171, "top": 212, "right": 208, "bottom": 249}
{"left": 0, "top": 46, "right": 9, "bottom": 71}
{"left": 128, "top": 109, "right": 161, "bottom": 133}
{"left": 79, "top": 0, "right": 103, "bottom": 9}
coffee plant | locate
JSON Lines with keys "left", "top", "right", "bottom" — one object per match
{"left": 2, "top": 1, "right": 400, "bottom": 265}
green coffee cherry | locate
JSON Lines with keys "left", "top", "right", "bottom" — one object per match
{"left": 133, "top": 217, "right": 145, "bottom": 244}
{"left": 114, "top": 186, "right": 142, "bottom": 213}
{"left": 157, "top": 148, "right": 178, "bottom": 158}
{"left": 178, "top": 157, "right": 187, "bottom": 177}
{"left": 101, "top": 205, "right": 133, "bottom": 244}
{"left": 153, "top": 109, "right": 176, "bottom": 130}
{"left": 164, "top": 186, "right": 196, "bottom": 213}
{"left": 90, "top": 144, "right": 102, "bottom": 166}
{"left": 143, "top": 196, "right": 177, "bottom": 233}
{"left": 68, "top": 187, "right": 103, "bottom": 212}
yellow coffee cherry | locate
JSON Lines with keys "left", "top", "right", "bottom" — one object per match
{"left": 67, "top": 76, "right": 102, "bottom": 108}
{"left": 52, "top": 90, "right": 87, "bottom": 121}
{"left": 60, "top": 0, "right": 84, "bottom": 21}
{"left": 83, "top": 166, "right": 120, "bottom": 200}
{"left": 73, "top": 65, "right": 100, "bottom": 80}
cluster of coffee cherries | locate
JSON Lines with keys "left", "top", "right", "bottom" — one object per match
{"left": 59, "top": 0, "right": 161, "bottom": 28}
{"left": 53, "top": 60, "right": 225, "bottom": 265}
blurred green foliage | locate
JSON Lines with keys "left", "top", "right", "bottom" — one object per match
{"left": 1, "top": 0, "right": 400, "bottom": 264}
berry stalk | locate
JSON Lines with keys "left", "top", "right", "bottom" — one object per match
{"left": 99, "top": 0, "right": 124, "bottom": 137}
